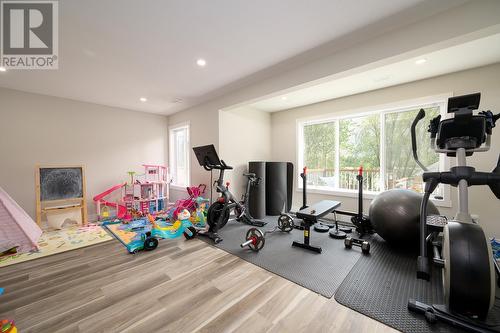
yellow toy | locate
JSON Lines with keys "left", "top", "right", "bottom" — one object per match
{"left": 101, "top": 206, "right": 110, "bottom": 219}
{"left": 147, "top": 213, "right": 180, "bottom": 231}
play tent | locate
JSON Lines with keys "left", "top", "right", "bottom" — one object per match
{"left": 0, "top": 186, "right": 42, "bottom": 254}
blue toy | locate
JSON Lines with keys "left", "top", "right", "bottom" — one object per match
{"left": 491, "top": 238, "right": 500, "bottom": 260}
{"left": 103, "top": 210, "right": 198, "bottom": 254}
{"left": 148, "top": 210, "right": 197, "bottom": 240}
{"left": 103, "top": 218, "right": 158, "bottom": 254}
{"left": 127, "top": 231, "right": 159, "bottom": 254}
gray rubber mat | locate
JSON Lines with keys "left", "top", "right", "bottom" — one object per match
{"left": 335, "top": 234, "right": 500, "bottom": 333}
{"left": 203, "top": 216, "right": 362, "bottom": 298}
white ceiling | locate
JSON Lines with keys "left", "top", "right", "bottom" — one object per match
{"left": 249, "top": 34, "right": 500, "bottom": 112}
{"left": 0, "top": 0, "right": 434, "bottom": 115}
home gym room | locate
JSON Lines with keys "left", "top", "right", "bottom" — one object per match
{"left": 1, "top": 0, "right": 500, "bottom": 332}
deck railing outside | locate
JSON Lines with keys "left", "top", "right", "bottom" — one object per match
{"left": 307, "top": 168, "right": 423, "bottom": 192}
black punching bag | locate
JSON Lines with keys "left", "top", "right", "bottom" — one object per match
{"left": 248, "top": 161, "right": 266, "bottom": 219}
{"left": 265, "top": 162, "right": 288, "bottom": 215}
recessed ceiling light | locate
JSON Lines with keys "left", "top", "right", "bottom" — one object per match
{"left": 0, "top": 67, "right": 6, "bottom": 72}
{"left": 415, "top": 58, "right": 427, "bottom": 65}
{"left": 281, "top": 96, "right": 288, "bottom": 101}
{"left": 140, "top": 97, "right": 147, "bottom": 102}
{"left": 196, "top": 58, "right": 206, "bottom": 67}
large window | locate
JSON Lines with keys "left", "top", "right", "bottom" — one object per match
{"left": 298, "top": 98, "right": 447, "bottom": 201}
{"left": 169, "top": 123, "right": 190, "bottom": 187}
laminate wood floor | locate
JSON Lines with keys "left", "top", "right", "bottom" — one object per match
{"left": 0, "top": 238, "right": 398, "bottom": 332}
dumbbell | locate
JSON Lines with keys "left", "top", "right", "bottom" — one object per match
{"left": 240, "top": 228, "right": 265, "bottom": 252}
{"left": 344, "top": 237, "right": 370, "bottom": 254}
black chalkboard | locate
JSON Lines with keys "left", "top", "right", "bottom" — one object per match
{"left": 39, "top": 167, "right": 84, "bottom": 201}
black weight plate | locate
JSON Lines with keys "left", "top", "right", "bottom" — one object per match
{"left": 314, "top": 224, "right": 330, "bottom": 233}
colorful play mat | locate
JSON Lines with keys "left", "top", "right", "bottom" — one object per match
{"left": 0, "top": 224, "right": 113, "bottom": 267}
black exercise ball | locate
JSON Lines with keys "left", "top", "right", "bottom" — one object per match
{"left": 369, "top": 189, "right": 439, "bottom": 248}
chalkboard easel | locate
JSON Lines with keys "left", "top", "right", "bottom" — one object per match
{"left": 35, "top": 165, "right": 88, "bottom": 227}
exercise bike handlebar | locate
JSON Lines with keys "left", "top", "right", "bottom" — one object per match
{"left": 202, "top": 159, "right": 233, "bottom": 171}
{"left": 411, "top": 109, "right": 428, "bottom": 172}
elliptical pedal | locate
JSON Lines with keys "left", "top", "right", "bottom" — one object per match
{"left": 426, "top": 215, "right": 448, "bottom": 228}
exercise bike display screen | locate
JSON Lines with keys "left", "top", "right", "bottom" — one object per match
{"left": 193, "top": 144, "right": 221, "bottom": 167}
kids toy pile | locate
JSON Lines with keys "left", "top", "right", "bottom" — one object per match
{"left": 101, "top": 184, "right": 209, "bottom": 254}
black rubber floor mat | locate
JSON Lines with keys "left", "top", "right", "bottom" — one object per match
{"left": 335, "top": 235, "right": 500, "bottom": 333}
{"left": 201, "top": 216, "right": 362, "bottom": 298}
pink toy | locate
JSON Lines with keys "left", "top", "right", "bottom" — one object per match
{"left": 0, "top": 186, "right": 42, "bottom": 253}
{"left": 180, "top": 184, "right": 206, "bottom": 210}
{"left": 93, "top": 183, "right": 128, "bottom": 220}
{"left": 94, "top": 165, "right": 169, "bottom": 220}
{"left": 187, "top": 184, "right": 206, "bottom": 198}
{"left": 168, "top": 184, "right": 207, "bottom": 218}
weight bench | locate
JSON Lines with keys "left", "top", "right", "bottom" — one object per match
{"left": 293, "top": 200, "right": 341, "bottom": 253}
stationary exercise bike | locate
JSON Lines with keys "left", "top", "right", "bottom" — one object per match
{"left": 407, "top": 93, "right": 500, "bottom": 332}
{"left": 192, "top": 145, "right": 266, "bottom": 243}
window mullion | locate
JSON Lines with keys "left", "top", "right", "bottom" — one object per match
{"left": 335, "top": 120, "right": 340, "bottom": 190}
{"left": 174, "top": 132, "right": 178, "bottom": 184}
{"left": 185, "top": 128, "right": 190, "bottom": 186}
{"left": 379, "top": 113, "right": 386, "bottom": 192}
{"left": 298, "top": 124, "right": 304, "bottom": 187}
{"left": 169, "top": 132, "right": 175, "bottom": 184}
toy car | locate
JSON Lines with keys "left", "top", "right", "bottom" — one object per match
{"left": 127, "top": 231, "right": 159, "bottom": 254}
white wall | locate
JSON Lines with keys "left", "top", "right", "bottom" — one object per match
{"left": 219, "top": 107, "right": 272, "bottom": 200}
{"left": 271, "top": 63, "right": 500, "bottom": 238}
{"left": 0, "top": 88, "right": 168, "bottom": 222}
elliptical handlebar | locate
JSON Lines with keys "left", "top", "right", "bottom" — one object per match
{"left": 411, "top": 109, "right": 428, "bottom": 172}
{"left": 480, "top": 110, "right": 500, "bottom": 135}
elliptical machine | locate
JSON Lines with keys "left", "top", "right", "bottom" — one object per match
{"left": 192, "top": 145, "right": 266, "bottom": 243}
{"left": 408, "top": 93, "right": 500, "bottom": 332}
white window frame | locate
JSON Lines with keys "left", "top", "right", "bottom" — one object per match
{"left": 296, "top": 94, "right": 452, "bottom": 207}
{"left": 169, "top": 122, "right": 190, "bottom": 189}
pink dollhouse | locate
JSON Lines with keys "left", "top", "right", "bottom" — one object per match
{"left": 94, "top": 164, "right": 169, "bottom": 220}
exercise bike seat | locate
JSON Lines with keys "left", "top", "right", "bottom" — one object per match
{"left": 296, "top": 200, "right": 341, "bottom": 222}
{"left": 243, "top": 173, "right": 256, "bottom": 178}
